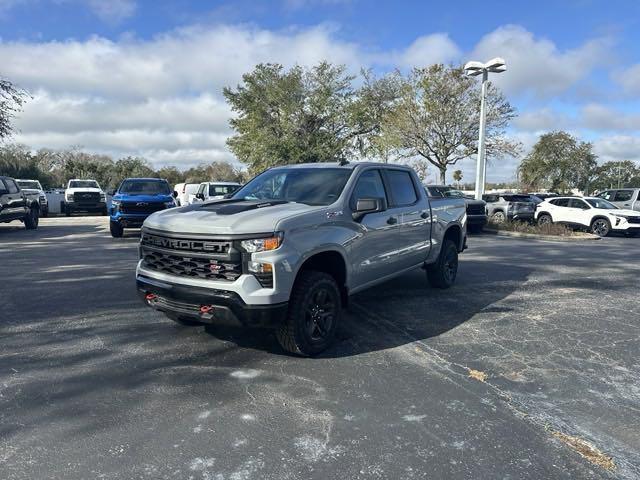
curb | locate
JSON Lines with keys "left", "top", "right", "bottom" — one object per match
{"left": 483, "top": 228, "right": 601, "bottom": 242}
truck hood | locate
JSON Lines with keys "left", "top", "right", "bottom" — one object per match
{"left": 143, "top": 199, "right": 323, "bottom": 235}
{"left": 113, "top": 193, "right": 173, "bottom": 203}
{"left": 66, "top": 187, "right": 103, "bottom": 194}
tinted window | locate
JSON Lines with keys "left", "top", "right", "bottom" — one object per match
{"left": 17, "top": 180, "right": 41, "bottom": 190}
{"left": 209, "top": 184, "right": 239, "bottom": 196}
{"left": 502, "top": 195, "right": 532, "bottom": 202}
{"left": 483, "top": 195, "right": 498, "bottom": 203}
{"left": 5, "top": 179, "right": 19, "bottom": 194}
{"left": 550, "top": 198, "right": 570, "bottom": 207}
{"left": 118, "top": 180, "right": 171, "bottom": 195}
{"left": 232, "top": 168, "right": 352, "bottom": 206}
{"left": 614, "top": 190, "right": 633, "bottom": 202}
{"left": 351, "top": 170, "right": 387, "bottom": 209}
{"left": 69, "top": 180, "right": 100, "bottom": 189}
{"left": 386, "top": 170, "right": 417, "bottom": 206}
{"left": 569, "top": 199, "right": 590, "bottom": 210}
{"left": 598, "top": 191, "right": 613, "bottom": 200}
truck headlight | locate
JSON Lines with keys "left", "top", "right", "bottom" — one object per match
{"left": 66, "top": 194, "right": 74, "bottom": 202}
{"left": 240, "top": 233, "right": 283, "bottom": 253}
{"left": 100, "top": 193, "right": 106, "bottom": 202}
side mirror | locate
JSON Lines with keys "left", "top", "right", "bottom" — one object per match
{"left": 352, "top": 197, "right": 384, "bottom": 221}
{"left": 172, "top": 191, "right": 178, "bottom": 198}
{"left": 195, "top": 193, "right": 205, "bottom": 200}
{"left": 106, "top": 189, "right": 116, "bottom": 196}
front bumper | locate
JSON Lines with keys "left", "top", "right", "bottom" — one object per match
{"left": 137, "top": 274, "right": 288, "bottom": 328}
{"left": 111, "top": 211, "right": 149, "bottom": 228}
{"left": 65, "top": 201, "right": 106, "bottom": 212}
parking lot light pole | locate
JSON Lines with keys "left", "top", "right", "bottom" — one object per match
{"left": 464, "top": 58, "right": 506, "bottom": 200}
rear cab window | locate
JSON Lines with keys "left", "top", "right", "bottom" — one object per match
{"left": 614, "top": 190, "right": 634, "bottom": 202}
{"left": 385, "top": 169, "right": 418, "bottom": 207}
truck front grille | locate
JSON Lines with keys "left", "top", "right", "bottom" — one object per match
{"left": 75, "top": 192, "right": 100, "bottom": 204}
{"left": 466, "top": 204, "right": 485, "bottom": 215}
{"left": 121, "top": 202, "right": 166, "bottom": 214}
{"left": 140, "top": 231, "right": 241, "bottom": 282}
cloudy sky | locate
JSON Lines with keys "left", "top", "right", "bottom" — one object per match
{"left": 1, "top": 0, "right": 639, "bottom": 183}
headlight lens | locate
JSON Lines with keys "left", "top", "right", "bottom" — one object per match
{"left": 66, "top": 194, "right": 74, "bottom": 202}
{"left": 100, "top": 193, "right": 106, "bottom": 201}
{"left": 111, "top": 200, "right": 121, "bottom": 208}
{"left": 240, "top": 233, "right": 283, "bottom": 253}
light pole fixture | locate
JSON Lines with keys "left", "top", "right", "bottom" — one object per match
{"left": 464, "top": 57, "right": 506, "bottom": 200}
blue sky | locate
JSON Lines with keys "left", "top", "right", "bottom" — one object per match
{"left": 1, "top": 0, "right": 639, "bottom": 182}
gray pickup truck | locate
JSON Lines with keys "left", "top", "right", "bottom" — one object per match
{"left": 596, "top": 188, "right": 640, "bottom": 211}
{"left": 136, "top": 162, "right": 467, "bottom": 355}
{"left": 0, "top": 176, "right": 40, "bottom": 229}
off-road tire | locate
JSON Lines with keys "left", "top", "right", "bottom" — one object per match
{"left": 591, "top": 218, "right": 611, "bottom": 237}
{"left": 164, "top": 312, "right": 202, "bottom": 326}
{"left": 109, "top": 220, "right": 124, "bottom": 238}
{"left": 276, "top": 271, "right": 341, "bottom": 356}
{"left": 24, "top": 207, "right": 39, "bottom": 230}
{"left": 490, "top": 211, "right": 506, "bottom": 224}
{"left": 426, "top": 239, "right": 458, "bottom": 289}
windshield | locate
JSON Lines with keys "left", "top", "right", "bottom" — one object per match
{"left": 17, "top": 180, "right": 42, "bottom": 190}
{"left": 232, "top": 168, "right": 352, "bottom": 206}
{"left": 118, "top": 179, "right": 171, "bottom": 195}
{"left": 585, "top": 198, "right": 618, "bottom": 209}
{"left": 69, "top": 180, "right": 100, "bottom": 189}
{"left": 209, "top": 184, "right": 239, "bottom": 196}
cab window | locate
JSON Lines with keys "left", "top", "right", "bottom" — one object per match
{"left": 386, "top": 170, "right": 418, "bottom": 206}
{"left": 614, "top": 190, "right": 633, "bottom": 202}
{"left": 198, "top": 184, "right": 206, "bottom": 195}
{"left": 350, "top": 170, "right": 387, "bottom": 209}
{"left": 598, "top": 191, "right": 613, "bottom": 200}
{"left": 5, "top": 179, "right": 19, "bottom": 194}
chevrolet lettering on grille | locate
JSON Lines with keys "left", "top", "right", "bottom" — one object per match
{"left": 142, "top": 233, "right": 228, "bottom": 253}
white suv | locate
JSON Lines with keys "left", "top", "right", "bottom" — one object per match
{"left": 535, "top": 196, "right": 640, "bottom": 237}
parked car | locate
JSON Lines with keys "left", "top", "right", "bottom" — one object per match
{"left": 190, "top": 181, "right": 242, "bottom": 203}
{"left": 531, "top": 192, "right": 559, "bottom": 200}
{"left": 535, "top": 196, "right": 640, "bottom": 237}
{"left": 426, "top": 185, "right": 487, "bottom": 233}
{"left": 596, "top": 188, "right": 640, "bottom": 212}
{"left": 0, "top": 176, "right": 40, "bottom": 229}
{"left": 137, "top": 162, "right": 467, "bottom": 356}
{"left": 483, "top": 193, "right": 536, "bottom": 223}
{"left": 108, "top": 178, "right": 177, "bottom": 238}
{"left": 173, "top": 183, "right": 200, "bottom": 206}
{"left": 16, "top": 179, "right": 49, "bottom": 217}
{"left": 63, "top": 179, "right": 107, "bottom": 216}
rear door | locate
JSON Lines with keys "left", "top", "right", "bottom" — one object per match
{"left": 568, "top": 198, "right": 592, "bottom": 227}
{"left": 381, "top": 168, "right": 431, "bottom": 270}
{"left": 612, "top": 189, "right": 635, "bottom": 209}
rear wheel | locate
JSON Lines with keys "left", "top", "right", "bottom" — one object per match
{"left": 426, "top": 239, "right": 458, "bottom": 289}
{"left": 24, "top": 207, "right": 39, "bottom": 230}
{"left": 591, "top": 218, "right": 611, "bottom": 237}
{"left": 109, "top": 220, "right": 124, "bottom": 238}
{"left": 537, "top": 213, "right": 552, "bottom": 226}
{"left": 276, "top": 271, "right": 341, "bottom": 356}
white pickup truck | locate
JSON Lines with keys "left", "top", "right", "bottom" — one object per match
{"left": 63, "top": 179, "right": 107, "bottom": 216}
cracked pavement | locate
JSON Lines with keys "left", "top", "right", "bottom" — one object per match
{"left": 1, "top": 217, "right": 638, "bottom": 479}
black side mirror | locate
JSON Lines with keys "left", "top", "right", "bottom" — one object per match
{"left": 352, "top": 197, "right": 384, "bottom": 221}
{"left": 196, "top": 193, "right": 205, "bottom": 200}
{"left": 172, "top": 191, "right": 178, "bottom": 198}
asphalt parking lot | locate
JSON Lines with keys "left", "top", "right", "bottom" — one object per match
{"left": 1, "top": 217, "right": 638, "bottom": 479}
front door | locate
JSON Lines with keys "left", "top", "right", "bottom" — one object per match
{"left": 0, "top": 179, "right": 26, "bottom": 221}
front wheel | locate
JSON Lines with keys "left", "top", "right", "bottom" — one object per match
{"left": 591, "top": 218, "right": 611, "bottom": 237}
{"left": 24, "top": 207, "right": 39, "bottom": 230}
{"left": 426, "top": 239, "right": 458, "bottom": 289}
{"left": 276, "top": 271, "right": 341, "bottom": 356}
{"left": 537, "top": 213, "right": 552, "bottom": 226}
{"left": 490, "top": 211, "right": 506, "bottom": 224}
{"left": 109, "top": 220, "right": 124, "bottom": 238}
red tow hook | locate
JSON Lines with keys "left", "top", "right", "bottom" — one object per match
{"left": 145, "top": 293, "right": 158, "bottom": 303}
{"left": 199, "top": 305, "right": 214, "bottom": 315}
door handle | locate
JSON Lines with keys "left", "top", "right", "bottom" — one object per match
{"left": 624, "top": 204, "right": 631, "bottom": 206}
{"left": 387, "top": 216, "right": 398, "bottom": 225}
{"left": 420, "top": 211, "right": 429, "bottom": 219}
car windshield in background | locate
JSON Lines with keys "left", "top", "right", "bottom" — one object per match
{"left": 586, "top": 198, "right": 618, "bottom": 209}
{"left": 17, "top": 181, "right": 41, "bottom": 189}
{"left": 119, "top": 180, "right": 171, "bottom": 195}
{"left": 232, "top": 168, "right": 352, "bottom": 206}
{"left": 209, "top": 185, "right": 239, "bottom": 196}
{"left": 69, "top": 180, "right": 99, "bottom": 189}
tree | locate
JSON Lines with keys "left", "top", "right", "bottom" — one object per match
{"left": 112, "top": 156, "right": 156, "bottom": 186}
{"left": 452, "top": 169, "right": 463, "bottom": 186}
{"left": 156, "top": 166, "right": 184, "bottom": 187}
{"left": 589, "top": 160, "right": 640, "bottom": 192}
{"left": 224, "top": 62, "right": 398, "bottom": 173}
{"left": 380, "top": 64, "right": 519, "bottom": 183}
{"left": 518, "top": 131, "right": 598, "bottom": 193}
{"left": 0, "top": 78, "right": 29, "bottom": 141}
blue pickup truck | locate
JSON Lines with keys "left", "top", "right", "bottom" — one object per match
{"left": 109, "top": 178, "right": 177, "bottom": 237}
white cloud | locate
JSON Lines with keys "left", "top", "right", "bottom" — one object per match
{"left": 512, "top": 108, "right": 570, "bottom": 132}
{"left": 582, "top": 104, "right": 640, "bottom": 132}
{"left": 396, "top": 33, "right": 460, "bottom": 68}
{"left": 612, "top": 64, "right": 640, "bottom": 96}
{"left": 470, "top": 25, "right": 613, "bottom": 98}
{"left": 594, "top": 136, "right": 640, "bottom": 163}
